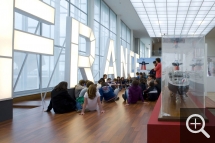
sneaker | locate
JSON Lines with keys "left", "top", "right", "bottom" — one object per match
{"left": 115, "top": 97, "right": 119, "bottom": 101}
{"left": 122, "top": 94, "right": 125, "bottom": 101}
{"left": 76, "top": 110, "right": 82, "bottom": 113}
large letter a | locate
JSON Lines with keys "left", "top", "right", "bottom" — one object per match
{"left": 102, "top": 39, "right": 117, "bottom": 78}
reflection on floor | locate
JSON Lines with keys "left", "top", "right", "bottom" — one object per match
{"left": 208, "top": 109, "right": 215, "bottom": 116}
{"left": 206, "top": 92, "right": 215, "bottom": 108}
{"left": 207, "top": 92, "right": 215, "bottom": 101}
{"left": 0, "top": 90, "right": 156, "bottom": 143}
{"left": 13, "top": 99, "right": 50, "bottom": 116}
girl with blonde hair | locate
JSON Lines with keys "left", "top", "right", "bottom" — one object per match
{"left": 80, "top": 85, "right": 104, "bottom": 115}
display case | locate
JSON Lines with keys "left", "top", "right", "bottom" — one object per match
{"left": 159, "top": 36, "right": 206, "bottom": 121}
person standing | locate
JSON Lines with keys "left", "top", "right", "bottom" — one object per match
{"left": 154, "top": 58, "right": 161, "bottom": 89}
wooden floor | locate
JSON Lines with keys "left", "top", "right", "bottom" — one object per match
{"left": 0, "top": 90, "right": 156, "bottom": 143}
{"left": 206, "top": 92, "right": 215, "bottom": 108}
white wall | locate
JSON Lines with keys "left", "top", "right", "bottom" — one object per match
{"left": 205, "top": 37, "right": 215, "bottom": 56}
{"left": 140, "top": 38, "right": 152, "bottom": 57}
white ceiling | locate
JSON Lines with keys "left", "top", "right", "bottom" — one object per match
{"left": 130, "top": 0, "right": 215, "bottom": 37}
{"left": 103, "top": 0, "right": 149, "bottom": 38}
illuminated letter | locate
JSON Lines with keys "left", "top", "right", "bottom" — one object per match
{"left": 135, "top": 53, "right": 139, "bottom": 74}
{"left": 15, "top": 0, "right": 55, "bottom": 25}
{"left": 128, "top": 51, "right": 134, "bottom": 77}
{"left": 65, "top": 18, "right": 96, "bottom": 88}
{"left": 0, "top": 0, "right": 14, "bottom": 100}
{"left": 14, "top": 30, "right": 54, "bottom": 55}
{"left": 14, "top": 0, "right": 55, "bottom": 55}
{"left": 121, "top": 46, "right": 127, "bottom": 78}
{"left": 0, "top": 0, "right": 55, "bottom": 100}
{"left": 102, "top": 40, "right": 117, "bottom": 78}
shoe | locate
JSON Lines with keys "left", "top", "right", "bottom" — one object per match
{"left": 122, "top": 94, "right": 125, "bottom": 101}
{"left": 115, "top": 97, "right": 119, "bottom": 101}
{"left": 76, "top": 110, "right": 82, "bottom": 113}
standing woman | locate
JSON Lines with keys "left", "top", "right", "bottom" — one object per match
{"left": 45, "top": 81, "right": 76, "bottom": 113}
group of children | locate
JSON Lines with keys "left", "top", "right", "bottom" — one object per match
{"left": 74, "top": 73, "right": 161, "bottom": 115}
{"left": 45, "top": 73, "right": 161, "bottom": 115}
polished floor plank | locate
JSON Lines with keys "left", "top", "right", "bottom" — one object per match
{"left": 206, "top": 92, "right": 215, "bottom": 108}
{"left": 0, "top": 90, "right": 156, "bottom": 143}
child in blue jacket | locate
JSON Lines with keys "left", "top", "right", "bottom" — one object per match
{"left": 99, "top": 82, "right": 119, "bottom": 102}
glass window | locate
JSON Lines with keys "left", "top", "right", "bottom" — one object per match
{"left": 70, "top": 0, "right": 87, "bottom": 13}
{"left": 127, "top": 27, "right": 131, "bottom": 44}
{"left": 94, "top": 0, "right": 117, "bottom": 81}
{"left": 140, "top": 41, "right": 145, "bottom": 58}
{"left": 94, "top": 0, "right": 100, "bottom": 22}
{"left": 121, "top": 40, "right": 127, "bottom": 48}
{"left": 15, "top": 54, "right": 40, "bottom": 92}
{"left": 79, "top": 36, "right": 87, "bottom": 56}
{"left": 100, "top": 26, "right": 109, "bottom": 56}
{"left": 110, "top": 10, "right": 116, "bottom": 34}
{"left": 94, "top": 21, "right": 100, "bottom": 55}
{"left": 13, "top": 52, "right": 26, "bottom": 87}
{"left": 121, "top": 21, "right": 131, "bottom": 49}
{"left": 13, "top": 0, "right": 88, "bottom": 95}
{"left": 121, "top": 22, "right": 127, "bottom": 41}
{"left": 101, "top": 1, "right": 109, "bottom": 29}
{"left": 70, "top": 5, "right": 87, "bottom": 25}
{"left": 110, "top": 32, "right": 116, "bottom": 53}
{"left": 42, "top": 47, "right": 65, "bottom": 88}
{"left": 146, "top": 48, "right": 149, "bottom": 58}
{"left": 92, "top": 56, "right": 100, "bottom": 81}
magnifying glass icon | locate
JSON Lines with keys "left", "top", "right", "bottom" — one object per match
{"left": 186, "top": 114, "right": 210, "bottom": 138}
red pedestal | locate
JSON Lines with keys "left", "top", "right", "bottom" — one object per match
{"left": 147, "top": 95, "right": 215, "bottom": 143}
{"left": 147, "top": 96, "right": 180, "bottom": 143}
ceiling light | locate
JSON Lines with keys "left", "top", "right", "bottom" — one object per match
{"left": 130, "top": 0, "right": 215, "bottom": 37}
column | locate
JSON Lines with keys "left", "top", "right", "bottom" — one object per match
{"left": 87, "top": 0, "right": 94, "bottom": 30}
{"left": 116, "top": 15, "right": 121, "bottom": 77}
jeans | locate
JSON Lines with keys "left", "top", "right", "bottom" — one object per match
{"left": 114, "top": 88, "right": 120, "bottom": 98}
{"left": 104, "top": 88, "right": 120, "bottom": 102}
{"left": 76, "top": 102, "right": 82, "bottom": 110}
{"left": 122, "top": 89, "right": 129, "bottom": 101}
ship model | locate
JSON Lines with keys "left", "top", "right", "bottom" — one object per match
{"left": 168, "top": 61, "right": 189, "bottom": 103}
{"left": 167, "top": 39, "right": 189, "bottom": 103}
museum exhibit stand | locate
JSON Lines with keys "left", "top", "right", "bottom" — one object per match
{"left": 147, "top": 36, "right": 215, "bottom": 143}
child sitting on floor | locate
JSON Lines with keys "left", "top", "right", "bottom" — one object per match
{"left": 143, "top": 80, "right": 158, "bottom": 101}
{"left": 122, "top": 80, "right": 145, "bottom": 105}
{"left": 99, "top": 82, "right": 119, "bottom": 103}
{"left": 80, "top": 85, "right": 104, "bottom": 115}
